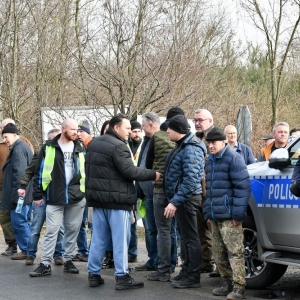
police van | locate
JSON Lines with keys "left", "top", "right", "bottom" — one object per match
{"left": 244, "top": 136, "right": 300, "bottom": 288}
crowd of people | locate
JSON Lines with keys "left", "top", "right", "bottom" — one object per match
{"left": 0, "top": 111, "right": 299, "bottom": 300}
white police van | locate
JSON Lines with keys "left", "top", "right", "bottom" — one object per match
{"left": 244, "top": 136, "right": 300, "bottom": 288}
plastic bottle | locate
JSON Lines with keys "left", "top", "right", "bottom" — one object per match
{"left": 15, "top": 196, "right": 24, "bottom": 213}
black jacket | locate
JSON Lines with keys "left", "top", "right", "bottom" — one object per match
{"left": 2, "top": 139, "right": 33, "bottom": 210}
{"left": 85, "top": 129, "right": 156, "bottom": 210}
{"left": 33, "top": 134, "right": 85, "bottom": 205}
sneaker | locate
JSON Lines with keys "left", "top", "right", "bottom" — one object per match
{"left": 115, "top": 274, "right": 144, "bottom": 290}
{"left": 135, "top": 263, "right": 156, "bottom": 271}
{"left": 128, "top": 255, "right": 137, "bottom": 263}
{"left": 172, "top": 275, "right": 201, "bottom": 289}
{"left": 201, "top": 265, "right": 214, "bottom": 273}
{"left": 79, "top": 255, "right": 88, "bottom": 262}
{"left": 213, "top": 278, "right": 233, "bottom": 296}
{"left": 147, "top": 270, "right": 170, "bottom": 282}
{"left": 29, "top": 263, "right": 51, "bottom": 277}
{"left": 72, "top": 254, "right": 80, "bottom": 261}
{"left": 226, "top": 288, "right": 245, "bottom": 300}
{"left": 54, "top": 256, "right": 64, "bottom": 265}
{"left": 209, "top": 270, "right": 221, "bottom": 277}
{"left": 64, "top": 260, "right": 79, "bottom": 274}
{"left": 1, "top": 244, "right": 17, "bottom": 256}
{"left": 25, "top": 256, "right": 35, "bottom": 265}
{"left": 88, "top": 273, "right": 105, "bottom": 287}
{"left": 171, "top": 268, "right": 187, "bottom": 282}
{"left": 102, "top": 251, "right": 114, "bottom": 269}
{"left": 11, "top": 251, "right": 27, "bottom": 260}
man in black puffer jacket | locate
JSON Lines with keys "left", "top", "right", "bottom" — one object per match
{"left": 85, "top": 113, "right": 160, "bottom": 290}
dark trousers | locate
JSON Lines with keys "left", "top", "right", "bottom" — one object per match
{"left": 197, "top": 207, "right": 213, "bottom": 268}
{"left": 176, "top": 194, "right": 202, "bottom": 277}
{"left": 0, "top": 190, "right": 16, "bottom": 246}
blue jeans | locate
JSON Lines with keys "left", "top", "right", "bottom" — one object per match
{"left": 128, "top": 212, "right": 138, "bottom": 258}
{"left": 142, "top": 198, "right": 158, "bottom": 269}
{"left": 88, "top": 208, "right": 131, "bottom": 277}
{"left": 10, "top": 203, "right": 32, "bottom": 252}
{"left": 170, "top": 217, "right": 178, "bottom": 271}
{"left": 76, "top": 202, "right": 89, "bottom": 256}
{"left": 27, "top": 203, "right": 64, "bottom": 258}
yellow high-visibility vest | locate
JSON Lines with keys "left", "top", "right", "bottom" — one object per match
{"left": 42, "top": 146, "right": 85, "bottom": 192}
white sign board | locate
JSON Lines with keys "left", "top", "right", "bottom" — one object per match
{"left": 41, "top": 106, "right": 119, "bottom": 141}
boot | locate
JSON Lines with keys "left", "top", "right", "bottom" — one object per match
{"left": 212, "top": 278, "right": 233, "bottom": 296}
{"left": 115, "top": 274, "right": 144, "bottom": 290}
{"left": 226, "top": 287, "right": 245, "bottom": 300}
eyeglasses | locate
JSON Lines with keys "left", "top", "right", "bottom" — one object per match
{"left": 143, "top": 114, "right": 154, "bottom": 123}
{"left": 193, "top": 118, "right": 209, "bottom": 124}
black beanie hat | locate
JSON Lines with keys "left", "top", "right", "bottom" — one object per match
{"left": 166, "top": 107, "right": 185, "bottom": 120}
{"left": 205, "top": 127, "right": 226, "bottom": 141}
{"left": 131, "top": 121, "right": 142, "bottom": 131}
{"left": 78, "top": 120, "right": 91, "bottom": 134}
{"left": 168, "top": 115, "right": 190, "bottom": 134}
{"left": 2, "top": 123, "right": 19, "bottom": 135}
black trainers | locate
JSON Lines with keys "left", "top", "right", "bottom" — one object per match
{"left": 72, "top": 254, "right": 80, "bottom": 261}
{"left": 115, "top": 274, "right": 144, "bottom": 290}
{"left": 213, "top": 278, "right": 233, "bottom": 296}
{"left": 88, "top": 273, "right": 105, "bottom": 287}
{"left": 171, "top": 268, "right": 187, "bottom": 282}
{"left": 1, "top": 244, "right": 17, "bottom": 256}
{"left": 172, "top": 274, "right": 201, "bottom": 289}
{"left": 147, "top": 270, "right": 171, "bottom": 282}
{"left": 226, "top": 288, "right": 245, "bottom": 300}
{"left": 64, "top": 260, "right": 79, "bottom": 274}
{"left": 29, "top": 263, "right": 51, "bottom": 277}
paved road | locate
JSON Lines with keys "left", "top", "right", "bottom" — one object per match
{"left": 0, "top": 231, "right": 299, "bottom": 300}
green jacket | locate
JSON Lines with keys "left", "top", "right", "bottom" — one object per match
{"left": 146, "top": 121, "right": 175, "bottom": 193}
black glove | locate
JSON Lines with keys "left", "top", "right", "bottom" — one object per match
{"left": 290, "top": 180, "right": 300, "bottom": 197}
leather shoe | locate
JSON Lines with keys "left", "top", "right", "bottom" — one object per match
{"left": 135, "top": 264, "right": 156, "bottom": 271}
{"left": 11, "top": 251, "right": 27, "bottom": 260}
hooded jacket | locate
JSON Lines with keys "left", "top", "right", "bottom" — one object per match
{"left": 164, "top": 132, "right": 207, "bottom": 206}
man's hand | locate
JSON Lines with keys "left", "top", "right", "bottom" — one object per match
{"left": 232, "top": 220, "right": 241, "bottom": 226}
{"left": 17, "top": 189, "right": 26, "bottom": 197}
{"left": 33, "top": 199, "right": 44, "bottom": 208}
{"left": 155, "top": 172, "right": 161, "bottom": 181}
{"left": 207, "top": 219, "right": 211, "bottom": 224}
{"left": 164, "top": 203, "right": 177, "bottom": 218}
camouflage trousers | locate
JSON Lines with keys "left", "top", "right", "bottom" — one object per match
{"left": 210, "top": 220, "right": 246, "bottom": 288}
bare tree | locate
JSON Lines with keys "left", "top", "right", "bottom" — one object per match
{"left": 240, "top": 0, "right": 300, "bottom": 125}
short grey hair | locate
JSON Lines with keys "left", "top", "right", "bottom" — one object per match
{"left": 47, "top": 128, "right": 61, "bottom": 140}
{"left": 194, "top": 109, "right": 213, "bottom": 121}
{"left": 224, "top": 124, "right": 237, "bottom": 134}
{"left": 2, "top": 118, "right": 15, "bottom": 127}
{"left": 273, "top": 122, "right": 289, "bottom": 133}
{"left": 142, "top": 112, "right": 160, "bottom": 126}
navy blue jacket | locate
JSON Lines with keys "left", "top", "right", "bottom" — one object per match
{"left": 204, "top": 145, "right": 251, "bottom": 222}
{"left": 235, "top": 142, "right": 255, "bottom": 165}
{"left": 164, "top": 132, "right": 206, "bottom": 207}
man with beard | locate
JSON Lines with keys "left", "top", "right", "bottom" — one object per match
{"left": 29, "top": 118, "right": 86, "bottom": 277}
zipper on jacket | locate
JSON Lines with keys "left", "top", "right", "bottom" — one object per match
{"left": 210, "top": 159, "right": 216, "bottom": 221}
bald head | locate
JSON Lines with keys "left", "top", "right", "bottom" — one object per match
{"left": 194, "top": 109, "right": 213, "bottom": 133}
{"left": 2, "top": 118, "right": 15, "bottom": 128}
{"left": 60, "top": 118, "right": 78, "bottom": 142}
